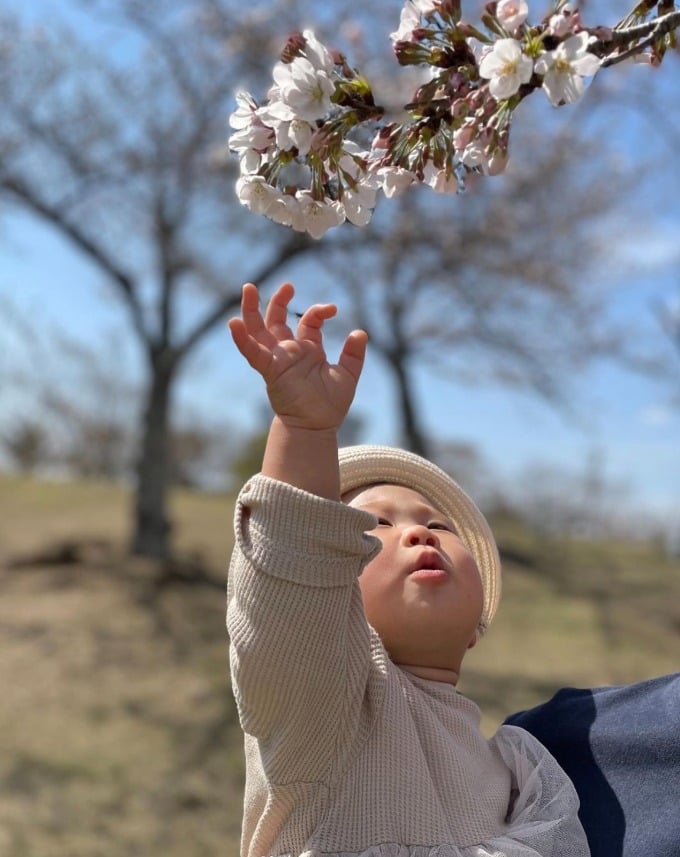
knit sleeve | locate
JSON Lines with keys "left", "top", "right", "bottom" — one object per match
{"left": 227, "top": 474, "right": 382, "bottom": 785}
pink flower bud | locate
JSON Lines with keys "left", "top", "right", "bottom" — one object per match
{"left": 456, "top": 22, "right": 478, "bottom": 38}
{"left": 453, "top": 121, "right": 475, "bottom": 150}
{"left": 280, "top": 32, "right": 306, "bottom": 63}
{"left": 393, "top": 39, "right": 430, "bottom": 65}
{"left": 496, "top": 0, "right": 529, "bottom": 33}
{"left": 439, "top": 0, "right": 462, "bottom": 19}
{"left": 451, "top": 98, "right": 468, "bottom": 119}
{"left": 372, "top": 130, "right": 390, "bottom": 150}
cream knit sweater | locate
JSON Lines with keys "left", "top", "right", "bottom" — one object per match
{"left": 227, "top": 475, "right": 590, "bottom": 857}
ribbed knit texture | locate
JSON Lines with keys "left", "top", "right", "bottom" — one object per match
{"left": 227, "top": 475, "right": 590, "bottom": 857}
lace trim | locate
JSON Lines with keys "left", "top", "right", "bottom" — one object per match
{"left": 290, "top": 846, "right": 505, "bottom": 857}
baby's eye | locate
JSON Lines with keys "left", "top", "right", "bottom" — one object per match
{"left": 375, "top": 517, "right": 393, "bottom": 527}
{"left": 428, "top": 521, "right": 454, "bottom": 532}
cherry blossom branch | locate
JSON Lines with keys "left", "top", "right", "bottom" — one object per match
{"left": 597, "top": 9, "right": 680, "bottom": 67}
{"left": 226, "top": 0, "right": 680, "bottom": 238}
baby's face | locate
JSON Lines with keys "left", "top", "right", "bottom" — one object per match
{"left": 345, "top": 483, "right": 483, "bottom": 675}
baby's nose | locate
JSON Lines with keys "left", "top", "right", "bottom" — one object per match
{"left": 403, "top": 525, "right": 439, "bottom": 547}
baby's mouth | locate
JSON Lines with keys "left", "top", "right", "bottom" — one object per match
{"left": 409, "top": 550, "right": 449, "bottom": 580}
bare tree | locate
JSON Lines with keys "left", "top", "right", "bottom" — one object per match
{"left": 323, "top": 118, "right": 632, "bottom": 456}
{"left": 654, "top": 290, "right": 680, "bottom": 405}
{"left": 0, "top": 1, "right": 324, "bottom": 557}
{"left": 1, "top": 419, "right": 50, "bottom": 473}
{"left": 2, "top": 0, "right": 674, "bottom": 560}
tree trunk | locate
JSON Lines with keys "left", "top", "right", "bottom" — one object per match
{"left": 131, "top": 357, "right": 174, "bottom": 559}
{"left": 387, "top": 349, "right": 430, "bottom": 458}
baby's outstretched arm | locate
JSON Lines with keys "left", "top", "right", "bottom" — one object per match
{"left": 229, "top": 281, "right": 368, "bottom": 499}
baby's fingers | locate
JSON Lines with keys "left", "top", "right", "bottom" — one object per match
{"left": 228, "top": 317, "right": 273, "bottom": 375}
{"left": 338, "top": 329, "right": 368, "bottom": 381}
{"left": 264, "top": 282, "right": 296, "bottom": 340}
{"left": 238, "top": 283, "right": 269, "bottom": 337}
{"left": 296, "top": 302, "right": 337, "bottom": 344}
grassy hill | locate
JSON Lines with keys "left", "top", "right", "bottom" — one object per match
{"left": 0, "top": 475, "right": 678, "bottom": 856}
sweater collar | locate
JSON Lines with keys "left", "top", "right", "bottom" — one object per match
{"left": 397, "top": 663, "right": 459, "bottom": 686}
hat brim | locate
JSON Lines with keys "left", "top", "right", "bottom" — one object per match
{"left": 338, "top": 445, "right": 501, "bottom": 632}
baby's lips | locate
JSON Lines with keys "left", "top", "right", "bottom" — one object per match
{"left": 409, "top": 549, "right": 449, "bottom": 575}
{"left": 408, "top": 567, "right": 449, "bottom": 583}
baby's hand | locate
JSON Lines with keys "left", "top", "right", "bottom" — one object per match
{"left": 229, "top": 282, "right": 368, "bottom": 432}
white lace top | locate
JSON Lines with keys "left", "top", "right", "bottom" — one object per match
{"left": 227, "top": 475, "right": 589, "bottom": 857}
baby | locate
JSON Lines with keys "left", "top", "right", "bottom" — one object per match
{"left": 227, "top": 282, "right": 589, "bottom": 857}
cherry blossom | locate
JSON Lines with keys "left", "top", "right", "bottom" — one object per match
{"left": 270, "top": 116, "right": 314, "bottom": 157}
{"left": 229, "top": 92, "right": 258, "bottom": 132}
{"left": 424, "top": 163, "right": 459, "bottom": 195}
{"left": 479, "top": 39, "right": 534, "bottom": 100}
{"left": 228, "top": 93, "right": 275, "bottom": 172}
{"left": 299, "top": 29, "right": 335, "bottom": 74}
{"left": 466, "top": 37, "right": 492, "bottom": 66}
{"left": 342, "top": 187, "right": 378, "bottom": 226}
{"left": 535, "top": 32, "right": 601, "bottom": 107}
{"left": 265, "top": 195, "right": 298, "bottom": 227}
{"left": 271, "top": 56, "right": 335, "bottom": 121}
{"left": 390, "top": 3, "right": 422, "bottom": 43}
{"left": 236, "top": 176, "right": 280, "bottom": 215}
{"left": 546, "top": 4, "right": 580, "bottom": 39}
{"left": 295, "top": 192, "right": 345, "bottom": 238}
{"left": 376, "top": 166, "right": 415, "bottom": 199}
{"left": 228, "top": 122, "right": 273, "bottom": 155}
{"left": 496, "top": 0, "right": 529, "bottom": 33}
{"left": 338, "top": 146, "right": 380, "bottom": 225}
{"left": 390, "top": 0, "right": 439, "bottom": 43}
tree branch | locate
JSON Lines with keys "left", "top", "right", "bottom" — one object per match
{"left": 596, "top": 9, "right": 680, "bottom": 67}
{"left": 1, "top": 175, "right": 149, "bottom": 345}
{"left": 174, "top": 231, "right": 313, "bottom": 361}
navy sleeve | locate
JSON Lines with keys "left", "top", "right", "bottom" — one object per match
{"left": 505, "top": 673, "right": 680, "bottom": 857}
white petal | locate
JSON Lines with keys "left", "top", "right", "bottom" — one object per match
{"left": 229, "top": 91, "right": 257, "bottom": 129}
{"left": 534, "top": 52, "right": 552, "bottom": 75}
{"left": 343, "top": 199, "right": 374, "bottom": 226}
{"left": 378, "top": 166, "right": 414, "bottom": 198}
{"left": 562, "top": 32, "right": 591, "bottom": 58}
{"left": 260, "top": 100, "right": 296, "bottom": 123}
{"left": 239, "top": 149, "right": 261, "bottom": 174}
{"left": 495, "top": 38, "right": 522, "bottom": 62}
{"left": 236, "top": 176, "right": 277, "bottom": 215}
{"left": 297, "top": 193, "right": 344, "bottom": 238}
{"left": 302, "top": 30, "right": 335, "bottom": 73}
{"left": 390, "top": 3, "right": 421, "bottom": 42}
{"left": 557, "top": 72, "right": 585, "bottom": 104}
{"left": 519, "top": 53, "right": 534, "bottom": 83}
{"left": 266, "top": 196, "right": 295, "bottom": 226}
{"left": 467, "top": 37, "right": 492, "bottom": 65}
{"left": 488, "top": 73, "right": 521, "bottom": 100}
{"left": 479, "top": 52, "right": 503, "bottom": 77}
{"left": 573, "top": 54, "right": 601, "bottom": 76}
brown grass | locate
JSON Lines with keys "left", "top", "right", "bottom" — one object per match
{"left": 0, "top": 474, "right": 678, "bottom": 855}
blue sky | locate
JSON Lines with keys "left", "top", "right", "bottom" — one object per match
{"left": 1, "top": 0, "right": 679, "bottom": 539}
{"left": 2, "top": 206, "right": 678, "bottom": 533}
